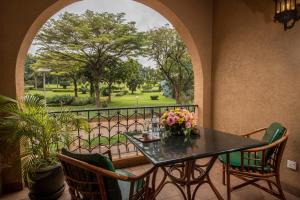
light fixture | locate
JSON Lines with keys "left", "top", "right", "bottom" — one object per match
{"left": 274, "top": 0, "right": 300, "bottom": 30}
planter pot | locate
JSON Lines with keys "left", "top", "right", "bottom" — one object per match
{"left": 28, "top": 163, "right": 65, "bottom": 200}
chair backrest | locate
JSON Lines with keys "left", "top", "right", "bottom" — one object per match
{"left": 262, "top": 122, "right": 286, "bottom": 160}
{"left": 58, "top": 149, "right": 122, "bottom": 200}
{"left": 262, "top": 122, "right": 286, "bottom": 144}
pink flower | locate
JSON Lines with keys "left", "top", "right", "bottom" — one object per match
{"left": 168, "top": 112, "right": 175, "bottom": 117}
{"left": 185, "top": 121, "right": 192, "bottom": 128}
{"left": 167, "top": 116, "right": 176, "bottom": 126}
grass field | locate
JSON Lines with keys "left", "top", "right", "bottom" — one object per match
{"left": 26, "top": 84, "right": 176, "bottom": 111}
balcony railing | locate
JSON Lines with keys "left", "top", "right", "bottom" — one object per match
{"left": 51, "top": 104, "right": 198, "bottom": 159}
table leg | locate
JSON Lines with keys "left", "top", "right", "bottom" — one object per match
{"left": 157, "top": 156, "right": 224, "bottom": 200}
{"left": 226, "top": 153, "right": 231, "bottom": 200}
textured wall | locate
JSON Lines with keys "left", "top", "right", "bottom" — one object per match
{"left": 213, "top": 0, "right": 300, "bottom": 195}
{"left": 0, "top": 0, "right": 58, "bottom": 192}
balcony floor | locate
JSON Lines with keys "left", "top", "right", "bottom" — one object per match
{"left": 1, "top": 160, "right": 299, "bottom": 200}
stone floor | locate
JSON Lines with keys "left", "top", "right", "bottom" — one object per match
{"left": 1, "top": 160, "right": 299, "bottom": 200}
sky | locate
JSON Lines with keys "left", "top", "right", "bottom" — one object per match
{"left": 29, "top": 0, "right": 172, "bottom": 67}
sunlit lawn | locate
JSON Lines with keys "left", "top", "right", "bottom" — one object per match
{"left": 26, "top": 84, "right": 176, "bottom": 112}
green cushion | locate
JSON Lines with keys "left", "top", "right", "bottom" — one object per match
{"left": 262, "top": 122, "right": 285, "bottom": 144}
{"left": 218, "top": 152, "right": 271, "bottom": 172}
{"left": 116, "top": 169, "right": 145, "bottom": 200}
{"left": 219, "top": 151, "right": 261, "bottom": 167}
{"left": 262, "top": 122, "right": 285, "bottom": 159}
{"left": 61, "top": 148, "right": 115, "bottom": 171}
{"left": 61, "top": 148, "right": 122, "bottom": 200}
{"left": 218, "top": 122, "right": 285, "bottom": 172}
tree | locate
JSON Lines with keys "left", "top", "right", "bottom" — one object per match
{"left": 141, "top": 66, "right": 161, "bottom": 87}
{"left": 34, "top": 11, "right": 142, "bottom": 107}
{"left": 145, "top": 27, "right": 194, "bottom": 104}
{"left": 33, "top": 53, "right": 84, "bottom": 97}
{"left": 24, "top": 54, "right": 39, "bottom": 88}
{"left": 24, "top": 54, "right": 36, "bottom": 83}
{"left": 124, "top": 59, "right": 144, "bottom": 94}
{"left": 102, "top": 57, "right": 127, "bottom": 103}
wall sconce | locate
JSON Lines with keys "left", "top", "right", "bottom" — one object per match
{"left": 274, "top": 0, "right": 300, "bottom": 30}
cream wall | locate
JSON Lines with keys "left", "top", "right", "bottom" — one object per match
{"left": 213, "top": 0, "right": 300, "bottom": 195}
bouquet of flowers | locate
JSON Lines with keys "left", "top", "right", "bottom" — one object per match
{"left": 161, "top": 108, "right": 196, "bottom": 136}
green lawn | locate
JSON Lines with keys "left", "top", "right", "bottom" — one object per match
{"left": 26, "top": 84, "right": 176, "bottom": 112}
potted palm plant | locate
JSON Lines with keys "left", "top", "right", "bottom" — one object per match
{"left": 0, "top": 95, "right": 75, "bottom": 200}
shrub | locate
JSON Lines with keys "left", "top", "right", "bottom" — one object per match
{"left": 150, "top": 95, "right": 159, "bottom": 100}
{"left": 32, "top": 93, "right": 45, "bottom": 100}
{"left": 142, "top": 85, "right": 153, "bottom": 90}
{"left": 59, "top": 81, "right": 70, "bottom": 89}
{"left": 115, "top": 90, "right": 129, "bottom": 96}
{"left": 113, "top": 90, "right": 128, "bottom": 94}
{"left": 101, "top": 87, "right": 110, "bottom": 97}
{"left": 70, "top": 97, "right": 95, "bottom": 106}
{"left": 142, "top": 89, "right": 161, "bottom": 93}
{"left": 52, "top": 89, "right": 74, "bottom": 93}
{"left": 80, "top": 86, "right": 88, "bottom": 94}
{"left": 47, "top": 95, "right": 75, "bottom": 105}
{"left": 25, "top": 85, "right": 35, "bottom": 91}
{"left": 115, "top": 92, "right": 124, "bottom": 97}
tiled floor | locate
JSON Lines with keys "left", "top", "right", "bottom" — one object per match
{"left": 1, "top": 160, "right": 299, "bottom": 200}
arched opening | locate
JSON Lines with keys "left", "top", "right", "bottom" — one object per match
{"left": 15, "top": 0, "right": 206, "bottom": 126}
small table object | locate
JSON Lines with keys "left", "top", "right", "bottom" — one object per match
{"left": 132, "top": 132, "right": 161, "bottom": 143}
{"left": 125, "top": 127, "right": 266, "bottom": 200}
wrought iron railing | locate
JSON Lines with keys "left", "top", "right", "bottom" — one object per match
{"left": 51, "top": 104, "right": 198, "bottom": 159}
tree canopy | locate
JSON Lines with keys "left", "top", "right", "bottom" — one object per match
{"left": 26, "top": 11, "right": 194, "bottom": 107}
{"left": 34, "top": 10, "right": 143, "bottom": 106}
{"left": 145, "top": 27, "right": 194, "bottom": 103}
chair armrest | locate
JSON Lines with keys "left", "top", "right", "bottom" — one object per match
{"left": 242, "top": 134, "right": 288, "bottom": 152}
{"left": 58, "top": 153, "right": 157, "bottom": 182}
{"left": 101, "top": 149, "right": 112, "bottom": 161}
{"left": 241, "top": 128, "right": 266, "bottom": 138}
{"left": 122, "top": 166, "right": 157, "bottom": 182}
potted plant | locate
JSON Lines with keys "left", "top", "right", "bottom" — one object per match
{"left": 0, "top": 95, "right": 75, "bottom": 200}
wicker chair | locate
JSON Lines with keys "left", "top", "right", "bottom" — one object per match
{"left": 219, "top": 122, "right": 288, "bottom": 200}
{"left": 58, "top": 149, "right": 159, "bottom": 200}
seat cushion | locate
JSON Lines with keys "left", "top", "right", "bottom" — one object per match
{"left": 218, "top": 151, "right": 271, "bottom": 172}
{"left": 61, "top": 148, "right": 122, "bottom": 200}
{"left": 219, "top": 151, "right": 262, "bottom": 167}
{"left": 116, "top": 169, "right": 144, "bottom": 200}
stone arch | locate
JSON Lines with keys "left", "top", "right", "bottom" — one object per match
{"left": 15, "top": 0, "right": 208, "bottom": 126}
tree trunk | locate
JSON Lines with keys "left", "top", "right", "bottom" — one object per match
{"left": 73, "top": 79, "right": 78, "bottom": 97}
{"left": 56, "top": 76, "right": 59, "bottom": 88}
{"left": 107, "top": 83, "right": 112, "bottom": 103}
{"left": 89, "top": 80, "right": 94, "bottom": 97}
{"left": 175, "top": 88, "right": 181, "bottom": 104}
{"left": 94, "top": 82, "right": 101, "bottom": 107}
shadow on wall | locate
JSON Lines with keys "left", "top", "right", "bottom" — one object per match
{"left": 242, "top": 0, "right": 274, "bottom": 23}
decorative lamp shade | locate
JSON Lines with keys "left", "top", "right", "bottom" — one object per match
{"left": 274, "top": 0, "right": 299, "bottom": 30}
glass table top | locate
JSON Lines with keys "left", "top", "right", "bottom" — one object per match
{"left": 125, "top": 127, "right": 267, "bottom": 166}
